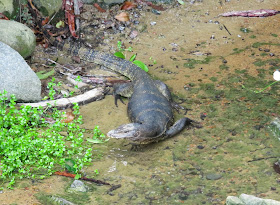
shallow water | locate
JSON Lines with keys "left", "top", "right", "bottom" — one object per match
{"left": 1, "top": 0, "right": 280, "bottom": 204}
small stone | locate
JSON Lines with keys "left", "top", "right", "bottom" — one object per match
{"left": 206, "top": 173, "right": 222, "bottom": 180}
{"left": 68, "top": 180, "right": 88, "bottom": 193}
{"left": 133, "top": 20, "right": 140, "bottom": 25}
{"left": 51, "top": 196, "right": 75, "bottom": 205}
{"left": 197, "top": 145, "right": 204, "bottom": 149}
{"left": 129, "top": 30, "right": 138, "bottom": 39}
{"left": 178, "top": 191, "right": 189, "bottom": 200}
{"left": 118, "top": 26, "right": 125, "bottom": 31}
{"left": 152, "top": 9, "right": 161, "bottom": 15}
{"left": 150, "top": 21, "right": 157, "bottom": 26}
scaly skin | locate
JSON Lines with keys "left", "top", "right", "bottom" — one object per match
{"left": 46, "top": 33, "right": 194, "bottom": 144}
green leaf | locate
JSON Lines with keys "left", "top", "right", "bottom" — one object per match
{"left": 36, "top": 69, "right": 55, "bottom": 80}
{"left": 129, "top": 54, "right": 137, "bottom": 62}
{"left": 177, "top": 0, "right": 185, "bottom": 5}
{"left": 56, "top": 20, "right": 65, "bottom": 28}
{"left": 75, "top": 174, "right": 81, "bottom": 179}
{"left": 117, "top": 41, "right": 123, "bottom": 51}
{"left": 133, "top": 60, "right": 149, "bottom": 72}
{"left": 114, "top": 51, "right": 126, "bottom": 59}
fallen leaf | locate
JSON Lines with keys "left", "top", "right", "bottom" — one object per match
{"left": 41, "top": 17, "right": 49, "bottom": 26}
{"left": 61, "top": 111, "right": 75, "bottom": 123}
{"left": 94, "top": 3, "right": 106, "bottom": 12}
{"left": 115, "top": 12, "right": 130, "bottom": 22}
{"left": 56, "top": 20, "right": 65, "bottom": 28}
{"left": 121, "top": 1, "right": 137, "bottom": 10}
{"left": 146, "top": 2, "right": 166, "bottom": 11}
{"left": 0, "top": 13, "right": 9, "bottom": 20}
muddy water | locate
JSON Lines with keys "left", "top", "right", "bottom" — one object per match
{"left": 2, "top": 0, "right": 280, "bottom": 204}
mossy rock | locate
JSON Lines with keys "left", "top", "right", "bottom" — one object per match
{"left": 0, "top": 20, "right": 36, "bottom": 58}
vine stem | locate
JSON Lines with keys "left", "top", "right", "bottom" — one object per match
{"left": 242, "top": 81, "right": 279, "bottom": 93}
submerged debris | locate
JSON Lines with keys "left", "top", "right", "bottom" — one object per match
{"left": 220, "top": 9, "right": 280, "bottom": 17}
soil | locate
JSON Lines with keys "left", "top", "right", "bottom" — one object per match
{"left": 1, "top": 0, "right": 280, "bottom": 204}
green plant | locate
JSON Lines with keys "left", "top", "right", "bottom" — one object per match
{"left": 0, "top": 90, "right": 107, "bottom": 188}
{"left": 42, "top": 77, "right": 62, "bottom": 100}
{"left": 86, "top": 126, "right": 109, "bottom": 144}
{"left": 114, "top": 41, "right": 149, "bottom": 72}
{"left": 43, "top": 76, "right": 83, "bottom": 100}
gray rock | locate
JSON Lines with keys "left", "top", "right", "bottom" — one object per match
{"left": 0, "top": 20, "right": 36, "bottom": 58}
{"left": 51, "top": 196, "right": 76, "bottom": 205}
{"left": 270, "top": 118, "right": 280, "bottom": 140}
{"left": 33, "top": 0, "right": 62, "bottom": 16}
{"left": 226, "top": 196, "right": 245, "bottom": 205}
{"left": 263, "top": 199, "right": 280, "bottom": 205}
{"left": 206, "top": 173, "right": 222, "bottom": 180}
{"left": 68, "top": 180, "right": 88, "bottom": 193}
{"left": 226, "top": 194, "right": 280, "bottom": 205}
{"left": 240, "top": 194, "right": 266, "bottom": 205}
{"left": 0, "top": 0, "right": 15, "bottom": 17}
{"left": 0, "top": 42, "right": 41, "bottom": 102}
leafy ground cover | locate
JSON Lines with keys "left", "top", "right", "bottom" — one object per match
{"left": 0, "top": 88, "right": 107, "bottom": 189}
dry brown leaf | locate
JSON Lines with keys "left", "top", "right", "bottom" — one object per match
{"left": 121, "top": 1, "right": 137, "bottom": 10}
{"left": 61, "top": 111, "right": 75, "bottom": 123}
{"left": 93, "top": 3, "right": 106, "bottom": 12}
{"left": 115, "top": 12, "right": 130, "bottom": 22}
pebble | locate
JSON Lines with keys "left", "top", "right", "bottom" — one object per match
{"left": 197, "top": 145, "right": 204, "bottom": 149}
{"left": 129, "top": 30, "right": 138, "bottom": 39}
{"left": 206, "top": 173, "right": 222, "bottom": 180}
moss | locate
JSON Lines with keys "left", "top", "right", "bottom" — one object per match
{"left": 210, "top": 77, "right": 217, "bottom": 82}
{"left": 183, "top": 56, "right": 215, "bottom": 69}
{"left": 260, "top": 52, "right": 268, "bottom": 56}
{"left": 231, "top": 46, "right": 249, "bottom": 55}
{"left": 253, "top": 59, "right": 266, "bottom": 67}
{"left": 219, "top": 64, "right": 229, "bottom": 70}
{"left": 252, "top": 42, "right": 280, "bottom": 48}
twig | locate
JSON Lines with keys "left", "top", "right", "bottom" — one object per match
{"left": 223, "top": 24, "right": 231, "bottom": 35}
{"left": 54, "top": 171, "right": 111, "bottom": 185}
{"left": 248, "top": 156, "right": 279, "bottom": 162}
{"left": 47, "top": 10, "right": 59, "bottom": 25}
{"left": 47, "top": 59, "right": 73, "bottom": 72}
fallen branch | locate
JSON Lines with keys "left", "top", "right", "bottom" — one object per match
{"left": 54, "top": 171, "right": 111, "bottom": 185}
{"left": 220, "top": 9, "right": 280, "bottom": 17}
{"left": 19, "top": 87, "right": 105, "bottom": 108}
